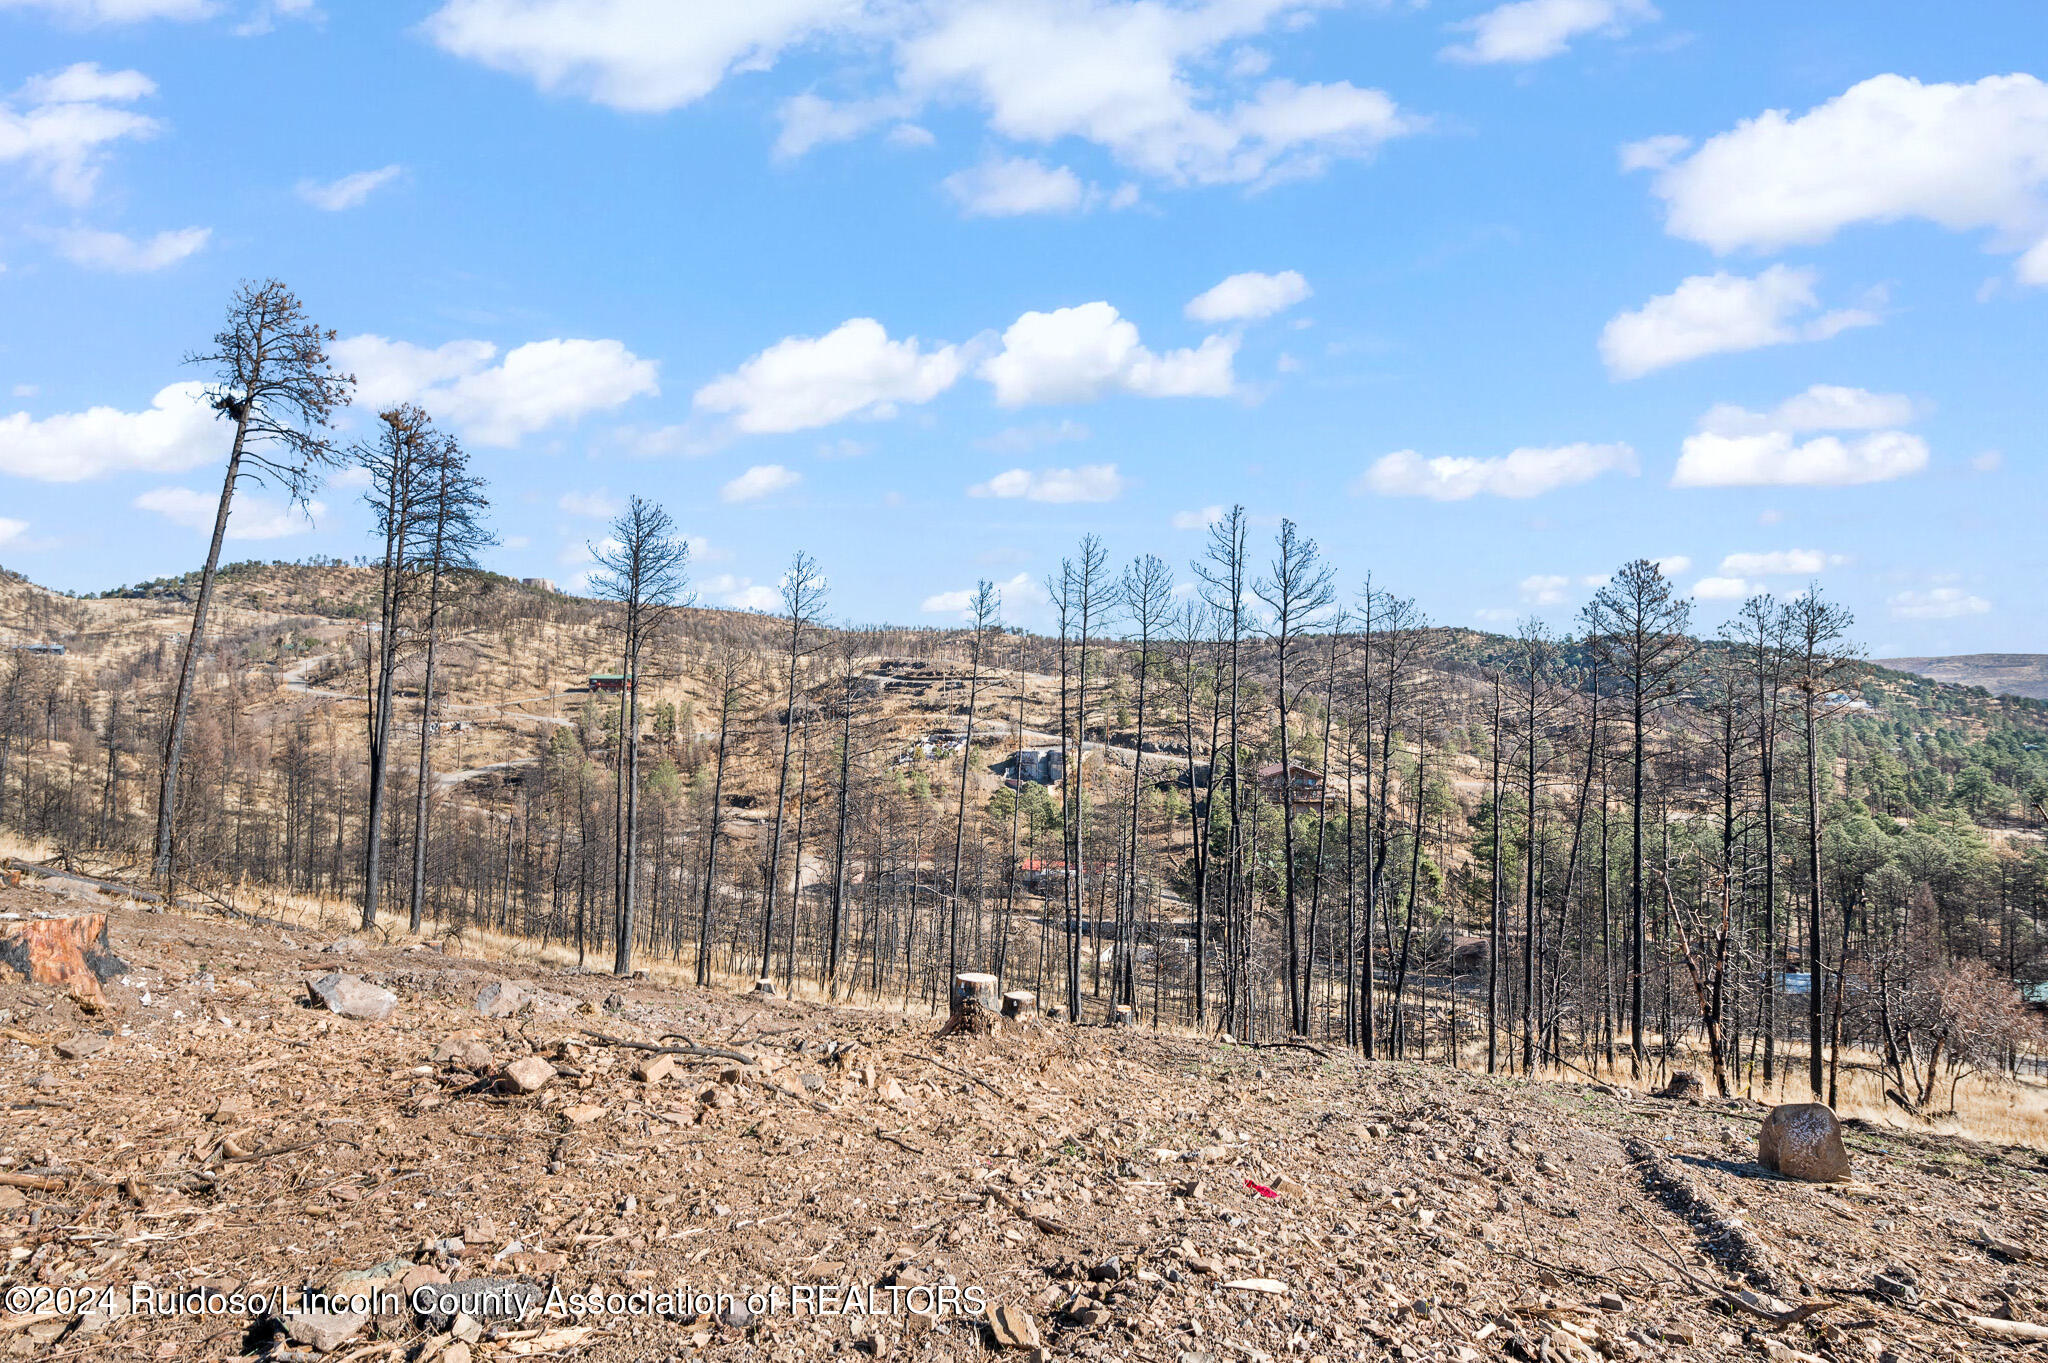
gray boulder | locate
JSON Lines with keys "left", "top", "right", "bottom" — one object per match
{"left": 306, "top": 972, "right": 397, "bottom": 1022}
{"left": 414, "top": 1276, "right": 544, "bottom": 1329}
{"left": 474, "top": 980, "right": 531, "bottom": 1018}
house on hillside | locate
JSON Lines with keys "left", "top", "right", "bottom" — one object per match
{"left": 1257, "top": 762, "right": 1325, "bottom": 812}
{"left": 588, "top": 673, "right": 633, "bottom": 694}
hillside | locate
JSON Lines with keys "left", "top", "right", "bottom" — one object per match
{"left": 1879, "top": 654, "right": 2048, "bottom": 702}
{"left": 2, "top": 557, "right": 2043, "bottom": 1149}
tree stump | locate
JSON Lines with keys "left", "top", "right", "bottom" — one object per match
{"left": 1655, "top": 1070, "right": 1705, "bottom": 1101}
{"left": 937, "top": 972, "right": 1001, "bottom": 1037}
{"left": 1001, "top": 990, "right": 1037, "bottom": 1022}
{"left": 1043, "top": 1004, "right": 1067, "bottom": 1023}
{"left": 1111, "top": 1004, "right": 1137, "bottom": 1028}
{"left": 0, "top": 913, "right": 123, "bottom": 1012}
{"left": 751, "top": 977, "right": 778, "bottom": 996}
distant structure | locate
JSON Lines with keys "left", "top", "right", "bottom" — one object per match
{"left": 522, "top": 578, "right": 558, "bottom": 593}
{"left": 1256, "top": 761, "right": 1324, "bottom": 812}
{"left": 588, "top": 673, "right": 633, "bottom": 694}
{"left": 9, "top": 643, "right": 65, "bottom": 656}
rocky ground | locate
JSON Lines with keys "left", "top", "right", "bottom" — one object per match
{"left": 3, "top": 880, "right": 2046, "bottom": 1363}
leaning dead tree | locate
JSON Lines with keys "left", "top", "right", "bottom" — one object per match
{"left": 154, "top": 280, "right": 353, "bottom": 894}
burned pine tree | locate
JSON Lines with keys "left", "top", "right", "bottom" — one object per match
{"left": 154, "top": 281, "right": 353, "bottom": 894}
{"left": 588, "top": 495, "right": 690, "bottom": 977}
{"left": 407, "top": 431, "right": 494, "bottom": 933}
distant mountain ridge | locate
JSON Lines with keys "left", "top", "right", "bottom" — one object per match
{"left": 1879, "top": 654, "right": 2048, "bottom": 701}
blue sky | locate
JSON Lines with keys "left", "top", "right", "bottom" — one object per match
{"left": 0, "top": 0, "right": 2043, "bottom": 657}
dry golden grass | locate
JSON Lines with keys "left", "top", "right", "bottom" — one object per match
{"left": 1500, "top": 1042, "right": 2048, "bottom": 1152}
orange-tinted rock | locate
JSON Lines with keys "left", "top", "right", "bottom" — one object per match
{"left": 0, "top": 913, "right": 122, "bottom": 1010}
{"left": 1758, "top": 1102, "right": 1853, "bottom": 1182}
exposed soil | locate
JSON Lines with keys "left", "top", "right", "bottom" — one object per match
{"left": 4, "top": 882, "right": 2046, "bottom": 1362}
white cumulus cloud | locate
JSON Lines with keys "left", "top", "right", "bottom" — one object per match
{"left": 135, "top": 486, "right": 324, "bottom": 540}
{"left": 1674, "top": 431, "right": 1928, "bottom": 488}
{"left": 1599, "top": 265, "right": 1876, "bottom": 379}
{"left": 0, "top": 62, "right": 161, "bottom": 204}
{"left": 332, "top": 334, "right": 659, "bottom": 447}
{"left": 1172, "top": 505, "right": 1225, "bottom": 530}
{"left": 1519, "top": 573, "right": 1571, "bottom": 605}
{"left": 1674, "top": 384, "right": 1929, "bottom": 493}
{"left": 1442, "top": 0, "right": 1656, "bottom": 65}
{"left": 49, "top": 225, "right": 208, "bottom": 271}
{"left": 427, "top": 1, "right": 1418, "bottom": 192}
{"left": 1636, "top": 74, "right": 2048, "bottom": 283}
{"left": 1355, "top": 443, "right": 1637, "bottom": 500}
{"left": 1185, "top": 269, "right": 1310, "bottom": 323}
{"left": 968, "top": 464, "right": 1126, "bottom": 503}
{"left": 422, "top": 0, "right": 853, "bottom": 114}
{"left": 694, "top": 318, "right": 962, "bottom": 434}
{"left": 1692, "top": 575, "right": 1752, "bottom": 600}
{"left": 0, "top": 381, "right": 218, "bottom": 481}
{"left": 1888, "top": 587, "right": 1991, "bottom": 621}
{"left": 942, "top": 156, "right": 1088, "bottom": 217}
{"left": 0, "top": 517, "right": 25, "bottom": 546}
{"left": 979, "top": 302, "right": 1236, "bottom": 406}
{"left": 721, "top": 463, "right": 801, "bottom": 503}
{"left": 1698, "top": 384, "right": 1916, "bottom": 437}
{"left": 297, "top": 164, "right": 404, "bottom": 211}
{"left": 1719, "top": 548, "right": 1839, "bottom": 575}
{"left": 901, "top": 2, "right": 1419, "bottom": 187}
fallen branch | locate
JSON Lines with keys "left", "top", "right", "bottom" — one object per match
{"left": 1954, "top": 1314, "right": 2048, "bottom": 1342}
{"left": 219, "top": 1137, "right": 361, "bottom": 1165}
{"left": 901, "top": 1051, "right": 1005, "bottom": 1100}
{"left": 875, "top": 1129, "right": 927, "bottom": 1156}
{"left": 578, "top": 1030, "right": 756, "bottom": 1065}
{"left": 1230, "top": 1039, "right": 1333, "bottom": 1059}
{"left": 0, "top": 1172, "right": 66, "bottom": 1191}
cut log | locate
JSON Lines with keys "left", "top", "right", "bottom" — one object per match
{"left": 1043, "top": 1004, "right": 1067, "bottom": 1023}
{"left": 1000, "top": 990, "right": 1037, "bottom": 1022}
{"left": 0, "top": 913, "right": 124, "bottom": 1011}
{"left": 937, "top": 972, "right": 1000, "bottom": 1038}
{"left": 952, "top": 972, "right": 999, "bottom": 1013}
{"left": 751, "top": 977, "right": 778, "bottom": 996}
{"left": 1111, "top": 1004, "right": 1137, "bottom": 1027}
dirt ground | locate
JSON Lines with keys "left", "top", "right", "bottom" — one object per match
{"left": 3, "top": 879, "right": 2046, "bottom": 1362}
